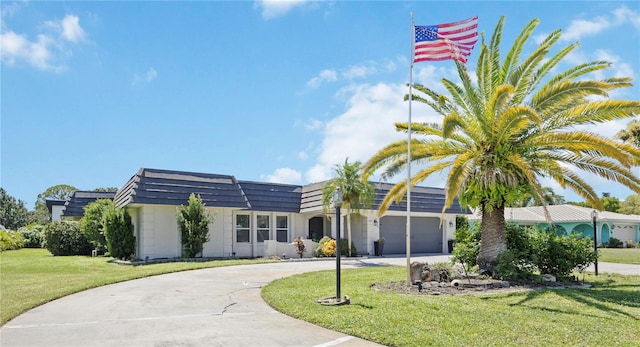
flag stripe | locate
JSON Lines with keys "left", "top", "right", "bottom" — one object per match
{"left": 413, "top": 16, "right": 479, "bottom": 64}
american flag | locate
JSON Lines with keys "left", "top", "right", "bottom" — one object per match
{"left": 414, "top": 16, "right": 478, "bottom": 63}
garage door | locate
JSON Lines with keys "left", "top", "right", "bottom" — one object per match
{"left": 380, "top": 216, "right": 442, "bottom": 254}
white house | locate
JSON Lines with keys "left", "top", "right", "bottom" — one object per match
{"left": 63, "top": 168, "right": 467, "bottom": 260}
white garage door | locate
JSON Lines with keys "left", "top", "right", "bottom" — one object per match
{"left": 380, "top": 216, "right": 442, "bottom": 254}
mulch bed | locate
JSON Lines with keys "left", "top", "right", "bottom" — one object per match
{"left": 371, "top": 278, "right": 592, "bottom": 296}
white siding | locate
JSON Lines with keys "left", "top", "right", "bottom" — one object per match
{"left": 201, "top": 207, "right": 224, "bottom": 258}
{"left": 51, "top": 206, "right": 64, "bottom": 222}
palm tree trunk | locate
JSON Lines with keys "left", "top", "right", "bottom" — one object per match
{"left": 477, "top": 204, "right": 507, "bottom": 272}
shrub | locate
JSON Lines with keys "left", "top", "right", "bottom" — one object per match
{"left": 494, "top": 224, "right": 537, "bottom": 280}
{"left": 531, "top": 231, "right": 597, "bottom": 279}
{"left": 17, "top": 224, "right": 45, "bottom": 248}
{"left": 293, "top": 237, "right": 306, "bottom": 258}
{"left": 103, "top": 206, "right": 136, "bottom": 260}
{"left": 315, "top": 236, "right": 333, "bottom": 257}
{"left": 0, "top": 230, "right": 24, "bottom": 251}
{"left": 80, "top": 199, "right": 115, "bottom": 253}
{"left": 177, "top": 194, "right": 211, "bottom": 258}
{"left": 339, "top": 238, "right": 356, "bottom": 257}
{"left": 452, "top": 223, "right": 481, "bottom": 269}
{"left": 322, "top": 239, "right": 336, "bottom": 257}
{"left": 607, "top": 237, "right": 622, "bottom": 248}
{"left": 43, "top": 221, "right": 91, "bottom": 256}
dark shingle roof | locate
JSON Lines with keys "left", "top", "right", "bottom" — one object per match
{"left": 114, "top": 168, "right": 250, "bottom": 209}
{"left": 113, "top": 168, "right": 466, "bottom": 215}
{"left": 62, "top": 191, "right": 116, "bottom": 217}
{"left": 300, "top": 181, "right": 467, "bottom": 214}
{"left": 238, "top": 181, "right": 302, "bottom": 213}
{"left": 46, "top": 199, "right": 66, "bottom": 213}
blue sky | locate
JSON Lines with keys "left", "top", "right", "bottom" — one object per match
{"left": 2, "top": 1, "right": 639, "bottom": 209}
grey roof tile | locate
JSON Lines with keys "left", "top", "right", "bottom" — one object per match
{"left": 62, "top": 191, "right": 116, "bottom": 217}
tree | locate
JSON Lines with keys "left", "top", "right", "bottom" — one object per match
{"left": 322, "top": 159, "right": 375, "bottom": 257}
{"left": 80, "top": 199, "right": 116, "bottom": 253}
{"left": 31, "top": 184, "right": 78, "bottom": 224}
{"left": 620, "top": 194, "right": 640, "bottom": 214}
{"left": 93, "top": 187, "right": 118, "bottom": 192}
{"left": 616, "top": 120, "right": 640, "bottom": 148}
{"left": 0, "top": 188, "right": 29, "bottom": 230}
{"left": 177, "top": 193, "right": 211, "bottom": 258}
{"left": 510, "top": 187, "right": 565, "bottom": 207}
{"left": 362, "top": 17, "right": 640, "bottom": 272}
{"left": 103, "top": 206, "right": 136, "bottom": 260}
{"left": 601, "top": 194, "right": 621, "bottom": 212}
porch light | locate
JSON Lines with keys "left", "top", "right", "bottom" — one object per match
{"left": 332, "top": 187, "right": 343, "bottom": 208}
{"left": 591, "top": 210, "right": 598, "bottom": 276}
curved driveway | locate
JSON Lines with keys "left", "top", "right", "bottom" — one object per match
{"left": 1, "top": 255, "right": 636, "bottom": 347}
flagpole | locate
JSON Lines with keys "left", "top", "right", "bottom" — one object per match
{"left": 406, "top": 12, "right": 414, "bottom": 285}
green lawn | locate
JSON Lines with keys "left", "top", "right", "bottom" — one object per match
{"left": 0, "top": 248, "right": 275, "bottom": 325}
{"left": 598, "top": 247, "right": 640, "bottom": 264}
{"left": 263, "top": 267, "right": 640, "bottom": 347}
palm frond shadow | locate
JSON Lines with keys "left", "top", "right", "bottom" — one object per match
{"left": 482, "top": 285, "right": 640, "bottom": 320}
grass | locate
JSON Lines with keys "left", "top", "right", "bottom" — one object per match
{"left": 262, "top": 266, "right": 640, "bottom": 347}
{"left": 0, "top": 248, "right": 275, "bottom": 325}
{"left": 598, "top": 247, "right": 640, "bottom": 264}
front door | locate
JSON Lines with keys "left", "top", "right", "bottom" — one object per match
{"left": 309, "top": 217, "right": 324, "bottom": 242}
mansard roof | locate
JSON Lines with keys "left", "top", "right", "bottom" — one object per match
{"left": 113, "top": 168, "right": 464, "bottom": 215}
{"left": 62, "top": 191, "right": 116, "bottom": 217}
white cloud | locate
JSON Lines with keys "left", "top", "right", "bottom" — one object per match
{"left": 261, "top": 167, "right": 302, "bottom": 184}
{"left": 306, "top": 69, "right": 338, "bottom": 88}
{"left": 305, "top": 81, "right": 444, "bottom": 184}
{"left": 0, "top": 31, "right": 65, "bottom": 72}
{"left": 254, "top": 0, "right": 309, "bottom": 20}
{"left": 341, "top": 63, "right": 377, "bottom": 79}
{"left": 302, "top": 118, "right": 323, "bottom": 132}
{"left": 133, "top": 68, "right": 158, "bottom": 85}
{"left": 297, "top": 151, "right": 308, "bottom": 160}
{"left": 612, "top": 5, "right": 640, "bottom": 29}
{"left": 60, "top": 15, "right": 86, "bottom": 43}
{"left": 0, "top": 13, "right": 87, "bottom": 72}
{"left": 306, "top": 59, "right": 401, "bottom": 89}
{"left": 562, "top": 5, "right": 640, "bottom": 41}
{"left": 562, "top": 16, "right": 610, "bottom": 42}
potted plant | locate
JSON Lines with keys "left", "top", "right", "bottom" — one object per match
{"left": 374, "top": 237, "right": 385, "bottom": 256}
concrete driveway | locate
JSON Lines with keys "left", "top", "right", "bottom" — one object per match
{"left": 1, "top": 254, "right": 636, "bottom": 347}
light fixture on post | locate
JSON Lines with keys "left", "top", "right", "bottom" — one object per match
{"left": 317, "top": 188, "right": 349, "bottom": 306}
{"left": 591, "top": 210, "right": 598, "bottom": 276}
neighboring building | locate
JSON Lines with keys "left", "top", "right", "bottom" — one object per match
{"left": 46, "top": 199, "right": 66, "bottom": 221}
{"left": 112, "top": 168, "right": 466, "bottom": 260}
{"left": 469, "top": 204, "right": 640, "bottom": 245}
{"left": 61, "top": 191, "right": 116, "bottom": 220}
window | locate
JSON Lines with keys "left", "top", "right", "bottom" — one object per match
{"left": 236, "top": 214, "right": 250, "bottom": 243}
{"left": 276, "top": 216, "right": 288, "bottom": 242}
{"left": 257, "top": 215, "right": 270, "bottom": 242}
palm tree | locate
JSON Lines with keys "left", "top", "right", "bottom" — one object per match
{"left": 322, "top": 159, "right": 375, "bottom": 257}
{"left": 362, "top": 17, "right": 640, "bottom": 271}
